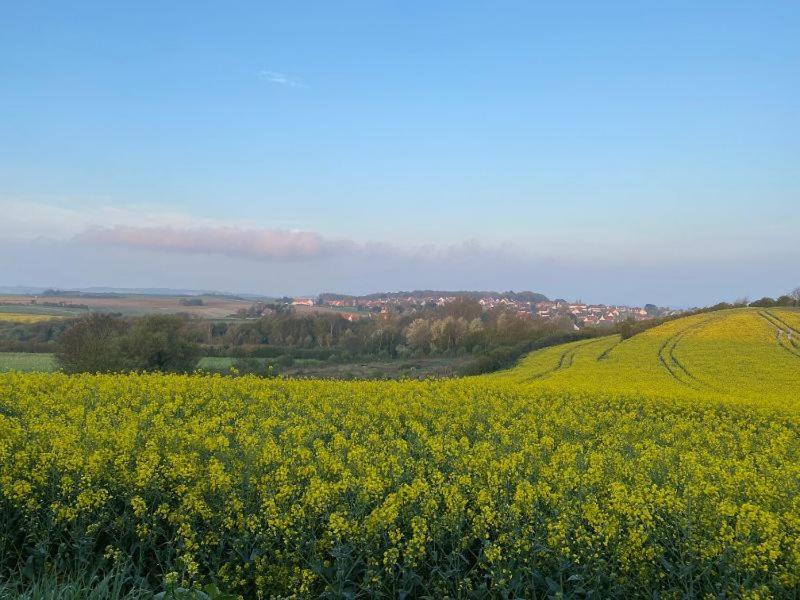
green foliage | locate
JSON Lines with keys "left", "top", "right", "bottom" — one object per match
{"left": 0, "top": 317, "right": 73, "bottom": 353}
{"left": 750, "top": 296, "right": 799, "bottom": 308}
{"left": 179, "top": 298, "right": 204, "bottom": 307}
{"left": 155, "top": 582, "right": 238, "bottom": 600}
{"left": 208, "top": 300, "right": 579, "bottom": 369}
{"left": 750, "top": 296, "right": 779, "bottom": 307}
{"left": 0, "top": 568, "right": 151, "bottom": 599}
{"left": 0, "top": 569, "right": 239, "bottom": 600}
{"left": 55, "top": 313, "right": 130, "bottom": 374}
{"left": 55, "top": 314, "right": 199, "bottom": 374}
{"left": 122, "top": 315, "right": 200, "bottom": 373}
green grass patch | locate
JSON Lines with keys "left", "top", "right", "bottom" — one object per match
{"left": 0, "top": 352, "right": 57, "bottom": 372}
{"left": 196, "top": 356, "right": 238, "bottom": 370}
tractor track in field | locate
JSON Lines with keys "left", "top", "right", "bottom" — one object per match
{"left": 657, "top": 333, "right": 698, "bottom": 389}
{"left": 596, "top": 336, "right": 623, "bottom": 361}
{"left": 764, "top": 310, "right": 800, "bottom": 344}
{"left": 758, "top": 310, "right": 800, "bottom": 359}
{"left": 657, "top": 316, "right": 720, "bottom": 391}
{"left": 555, "top": 337, "right": 609, "bottom": 372}
{"left": 523, "top": 337, "right": 607, "bottom": 382}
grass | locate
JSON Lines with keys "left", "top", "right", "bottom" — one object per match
{"left": 196, "top": 355, "right": 469, "bottom": 379}
{"left": 0, "top": 571, "right": 152, "bottom": 600}
{"left": 0, "top": 352, "right": 57, "bottom": 372}
{"left": 281, "top": 356, "right": 469, "bottom": 379}
{"left": 0, "top": 353, "right": 462, "bottom": 379}
{"left": 196, "top": 356, "right": 241, "bottom": 371}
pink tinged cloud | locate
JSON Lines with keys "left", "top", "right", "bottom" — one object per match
{"left": 75, "top": 224, "right": 525, "bottom": 264}
{"left": 76, "top": 225, "right": 354, "bottom": 260}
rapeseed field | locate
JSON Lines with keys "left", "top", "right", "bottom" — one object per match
{"left": 0, "top": 313, "right": 60, "bottom": 324}
{"left": 495, "top": 308, "right": 800, "bottom": 406}
{"left": 1, "top": 308, "right": 799, "bottom": 597}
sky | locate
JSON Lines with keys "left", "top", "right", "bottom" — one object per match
{"left": 1, "top": 1, "right": 798, "bottom": 307}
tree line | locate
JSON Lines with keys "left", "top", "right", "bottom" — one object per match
{"left": 1, "top": 299, "right": 586, "bottom": 375}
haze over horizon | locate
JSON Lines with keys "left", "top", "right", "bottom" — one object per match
{"left": 2, "top": 2, "right": 798, "bottom": 307}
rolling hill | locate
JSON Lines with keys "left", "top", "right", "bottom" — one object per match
{"left": 491, "top": 307, "right": 800, "bottom": 404}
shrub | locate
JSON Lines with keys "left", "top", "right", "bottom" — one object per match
{"left": 55, "top": 313, "right": 130, "bottom": 374}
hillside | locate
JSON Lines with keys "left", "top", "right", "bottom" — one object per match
{"left": 491, "top": 307, "right": 800, "bottom": 403}
{"left": 3, "top": 308, "right": 800, "bottom": 597}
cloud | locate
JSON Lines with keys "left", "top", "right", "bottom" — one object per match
{"left": 74, "top": 224, "right": 518, "bottom": 265}
{"left": 0, "top": 200, "right": 513, "bottom": 263}
{"left": 77, "top": 225, "right": 352, "bottom": 260}
{"left": 6, "top": 199, "right": 795, "bottom": 307}
{"left": 258, "top": 70, "right": 306, "bottom": 88}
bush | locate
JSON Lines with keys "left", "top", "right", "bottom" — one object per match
{"left": 56, "top": 314, "right": 199, "bottom": 374}
{"left": 55, "top": 313, "right": 130, "bottom": 374}
{"left": 749, "top": 297, "right": 777, "bottom": 308}
{"left": 179, "top": 298, "right": 204, "bottom": 307}
{"left": 273, "top": 354, "right": 294, "bottom": 368}
{"left": 122, "top": 316, "right": 200, "bottom": 373}
{"left": 233, "top": 358, "right": 267, "bottom": 375}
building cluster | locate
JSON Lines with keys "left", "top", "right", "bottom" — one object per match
{"left": 306, "top": 294, "right": 677, "bottom": 328}
{"left": 324, "top": 294, "right": 544, "bottom": 310}
{"left": 535, "top": 301, "right": 656, "bottom": 326}
{"left": 324, "top": 295, "right": 459, "bottom": 310}
{"left": 290, "top": 298, "right": 316, "bottom": 307}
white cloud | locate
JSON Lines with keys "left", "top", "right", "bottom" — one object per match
{"left": 258, "top": 70, "right": 306, "bottom": 88}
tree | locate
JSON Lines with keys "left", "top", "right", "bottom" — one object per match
{"left": 405, "top": 319, "right": 432, "bottom": 354}
{"left": 749, "top": 297, "right": 776, "bottom": 308}
{"left": 468, "top": 317, "right": 484, "bottom": 334}
{"left": 122, "top": 315, "right": 200, "bottom": 373}
{"left": 442, "top": 297, "right": 482, "bottom": 321}
{"left": 431, "top": 316, "right": 468, "bottom": 353}
{"left": 55, "top": 313, "right": 130, "bottom": 374}
{"left": 790, "top": 288, "right": 800, "bottom": 304}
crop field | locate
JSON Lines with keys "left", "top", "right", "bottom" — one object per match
{"left": 0, "top": 304, "right": 85, "bottom": 318}
{"left": 0, "top": 312, "right": 63, "bottom": 324}
{"left": 0, "top": 294, "right": 253, "bottom": 319}
{"left": 1, "top": 308, "right": 800, "bottom": 597}
{"left": 494, "top": 307, "right": 800, "bottom": 404}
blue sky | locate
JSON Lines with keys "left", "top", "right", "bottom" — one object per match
{"left": 1, "top": 2, "right": 798, "bottom": 306}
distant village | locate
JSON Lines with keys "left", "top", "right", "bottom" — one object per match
{"left": 10, "top": 287, "right": 680, "bottom": 329}
{"left": 285, "top": 292, "right": 681, "bottom": 328}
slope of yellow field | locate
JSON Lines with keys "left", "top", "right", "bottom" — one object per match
{"left": 491, "top": 308, "right": 800, "bottom": 406}
{"left": 0, "top": 312, "right": 62, "bottom": 323}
